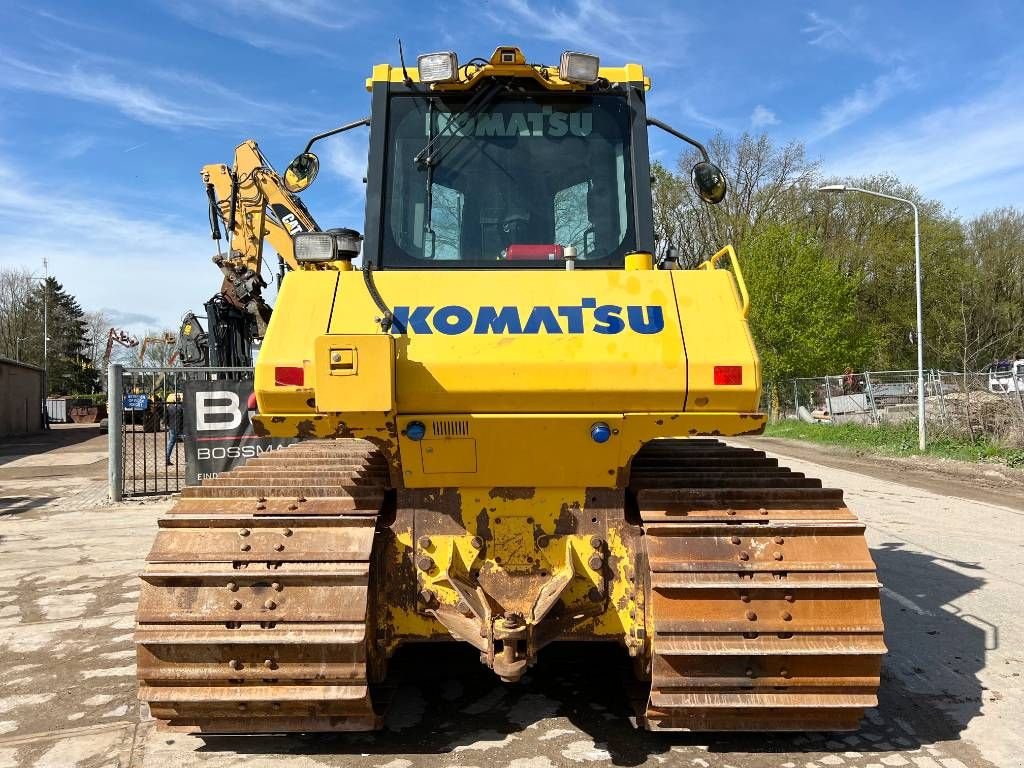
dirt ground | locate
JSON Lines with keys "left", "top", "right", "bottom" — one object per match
{"left": 0, "top": 427, "right": 1021, "bottom": 767}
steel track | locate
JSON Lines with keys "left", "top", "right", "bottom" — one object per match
{"left": 630, "top": 439, "right": 885, "bottom": 731}
{"left": 137, "top": 439, "right": 387, "bottom": 733}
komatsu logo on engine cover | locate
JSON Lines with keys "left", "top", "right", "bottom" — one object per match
{"left": 391, "top": 299, "right": 664, "bottom": 335}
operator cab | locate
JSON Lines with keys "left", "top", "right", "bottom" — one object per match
{"left": 284, "top": 46, "right": 726, "bottom": 271}
{"left": 384, "top": 87, "right": 635, "bottom": 268}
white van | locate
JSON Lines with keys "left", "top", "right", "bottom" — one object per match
{"left": 988, "top": 359, "right": 1024, "bottom": 393}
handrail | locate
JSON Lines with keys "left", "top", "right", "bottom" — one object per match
{"left": 697, "top": 244, "right": 749, "bottom": 318}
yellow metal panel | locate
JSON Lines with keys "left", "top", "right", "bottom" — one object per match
{"left": 313, "top": 334, "right": 395, "bottom": 413}
{"left": 421, "top": 438, "right": 477, "bottom": 474}
{"left": 328, "top": 270, "right": 687, "bottom": 414}
{"left": 671, "top": 268, "right": 761, "bottom": 413}
{"left": 397, "top": 414, "right": 624, "bottom": 488}
{"left": 255, "top": 271, "right": 338, "bottom": 413}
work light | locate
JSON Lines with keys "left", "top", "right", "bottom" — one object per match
{"left": 294, "top": 232, "right": 337, "bottom": 263}
{"left": 328, "top": 228, "right": 362, "bottom": 260}
{"left": 559, "top": 51, "right": 600, "bottom": 84}
{"left": 418, "top": 52, "right": 459, "bottom": 83}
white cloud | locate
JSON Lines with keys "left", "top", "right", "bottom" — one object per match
{"left": 0, "top": 53, "right": 229, "bottom": 129}
{"left": 218, "top": 0, "right": 358, "bottom": 30}
{"left": 324, "top": 134, "right": 369, "bottom": 191}
{"left": 54, "top": 134, "right": 98, "bottom": 161}
{"left": 813, "top": 67, "right": 913, "bottom": 139}
{"left": 159, "top": 0, "right": 367, "bottom": 57}
{"left": 822, "top": 78, "right": 1024, "bottom": 216}
{"left": 0, "top": 50, "right": 323, "bottom": 133}
{"left": 750, "top": 105, "right": 778, "bottom": 129}
{"left": 485, "top": 0, "right": 670, "bottom": 61}
{"left": 0, "top": 155, "right": 218, "bottom": 336}
{"left": 802, "top": 10, "right": 899, "bottom": 66}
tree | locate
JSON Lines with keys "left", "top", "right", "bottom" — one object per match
{"left": 22, "top": 277, "right": 101, "bottom": 395}
{"left": 741, "top": 224, "right": 869, "bottom": 387}
{"left": 82, "top": 309, "right": 113, "bottom": 373}
{"left": 653, "top": 133, "right": 819, "bottom": 268}
{"left": 0, "top": 266, "right": 37, "bottom": 363}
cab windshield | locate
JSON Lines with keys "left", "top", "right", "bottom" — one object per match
{"left": 382, "top": 91, "right": 635, "bottom": 267}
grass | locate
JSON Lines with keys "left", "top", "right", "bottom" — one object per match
{"left": 763, "top": 419, "right": 1024, "bottom": 468}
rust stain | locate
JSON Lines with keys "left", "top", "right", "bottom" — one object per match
{"left": 475, "top": 508, "right": 492, "bottom": 542}
{"left": 487, "top": 487, "right": 536, "bottom": 501}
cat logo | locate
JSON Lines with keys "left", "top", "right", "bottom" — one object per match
{"left": 271, "top": 203, "right": 306, "bottom": 235}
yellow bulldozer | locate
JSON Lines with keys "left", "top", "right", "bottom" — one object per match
{"left": 137, "top": 46, "right": 884, "bottom": 733}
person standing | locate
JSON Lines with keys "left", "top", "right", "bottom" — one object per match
{"left": 165, "top": 393, "right": 185, "bottom": 466}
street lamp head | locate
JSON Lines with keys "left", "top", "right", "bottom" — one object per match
{"left": 817, "top": 184, "right": 848, "bottom": 193}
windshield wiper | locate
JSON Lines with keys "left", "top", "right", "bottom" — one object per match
{"left": 414, "top": 79, "right": 505, "bottom": 168}
{"left": 414, "top": 80, "right": 506, "bottom": 258}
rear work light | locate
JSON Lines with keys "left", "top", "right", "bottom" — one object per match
{"left": 559, "top": 51, "right": 600, "bottom": 84}
{"left": 418, "top": 51, "right": 459, "bottom": 83}
{"left": 713, "top": 366, "right": 743, "bottom": 385}
{"left": 274, "top": 366, "right": 304, "bottom": 386}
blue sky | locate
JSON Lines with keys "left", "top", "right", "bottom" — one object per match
{"left": 1, "top": 1, "right": 1021, "bottom": 335}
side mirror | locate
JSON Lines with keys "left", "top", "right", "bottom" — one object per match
{"left": 691, "top": 161, "right": 727, "bottom": 205}
{"left": 283, "top": 152, "right": 320, "bottom": 193}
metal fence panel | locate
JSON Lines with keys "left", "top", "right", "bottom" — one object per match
{"left": 108, "top": 365, "right": 253, "bottom": 498}
{"left": 775, "top": 368, "right": 1024, "bottom": 447}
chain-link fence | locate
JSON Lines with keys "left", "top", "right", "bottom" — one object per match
{"left": 771, "top": 369, "right": 1024, "bottom": 447}
{"left": 107, "top": 365, "right": 252, "bottom": 498}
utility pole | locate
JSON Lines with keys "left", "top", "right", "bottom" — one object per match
{"left": 42, "top": 257, "right": 50, "bottom": 429}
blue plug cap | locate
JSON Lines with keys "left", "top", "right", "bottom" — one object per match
{"left": 406, "top": 421, "right": 426, "bottom": 441}
{"left": 590, "top": 422, "right": 611, "bottom": 443}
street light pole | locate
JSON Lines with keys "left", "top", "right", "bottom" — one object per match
{"left": 818, "top": 184, "right": 926, "bottom": 451}
{"left": 42, "top": 257, "right": 48, "bottom": 397}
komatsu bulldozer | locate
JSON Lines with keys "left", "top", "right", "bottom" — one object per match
{"left": 137, "top": 46, "right": 884, "bottom": 733}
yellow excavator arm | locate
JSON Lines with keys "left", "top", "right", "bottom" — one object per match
{"left": 202, "top": 139, "right": 321, "bottom": 277}
{"left": 201, "top": 139, "right": 342, "bottom": 339}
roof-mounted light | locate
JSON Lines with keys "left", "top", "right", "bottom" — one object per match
{"left": 559, "top": 51, "right": 600, "bottom": 84}
{"left": 418, "top": 51, "right": 459, "bottom": 84}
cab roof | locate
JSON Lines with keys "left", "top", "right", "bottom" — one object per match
{"left": 366, "top": 46, "right": 650, "bottom": 92}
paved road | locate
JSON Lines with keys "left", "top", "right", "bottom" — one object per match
{"left": 0, "top": 433, "right": 1020, "bottom": 767}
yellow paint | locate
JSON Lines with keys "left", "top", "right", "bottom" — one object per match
{"left": 254, "top": 270, "right": 337, "bottom": 414}
{"left": 698, "top": 244, "right": 749, "bottom": 317}
{"left": 672, "top": 266, "right": 761, "bottom": 414}
{"left": 328, "top": 270, "right": 688, "bottom": 414}
{"left": 624, "top": 252, "right": 654, "bottom": 271}
{"left": 313, "top": 334, "right": 395, "bottom": 413}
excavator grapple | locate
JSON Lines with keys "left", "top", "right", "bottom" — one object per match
{"left": 138, "top": 45, "right": 884, "bottom": 734}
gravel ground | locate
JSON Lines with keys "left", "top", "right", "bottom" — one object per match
{"left": 0, "top": 430, "right": 1020, "bottom": 767}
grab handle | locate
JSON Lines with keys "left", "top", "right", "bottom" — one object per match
{"left": 698, "top": 244, "right": 749, "bottom": 318}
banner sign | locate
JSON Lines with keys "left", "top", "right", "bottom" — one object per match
{"left": 182, "top": 379, "right": 296, "bottom": 485}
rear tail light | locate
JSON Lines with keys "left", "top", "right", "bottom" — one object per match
{"left": 274, "top": 366, "right": 304, "bottom": 386}
{"left": 713, "top": 366, "right": 743, "bottom": 385}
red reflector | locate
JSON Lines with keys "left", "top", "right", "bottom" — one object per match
{"left": 274, "top": 366, "right": 304, "bottom": 386}
{"left": 714, "top": 365, "right": 743, "bottom": 385}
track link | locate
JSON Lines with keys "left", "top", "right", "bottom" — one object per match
{"left": 630, "top": 439, "right": 885, "bottom": 732}
{"left": 137, "top": 439, "right": 388, "bottom": 733}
